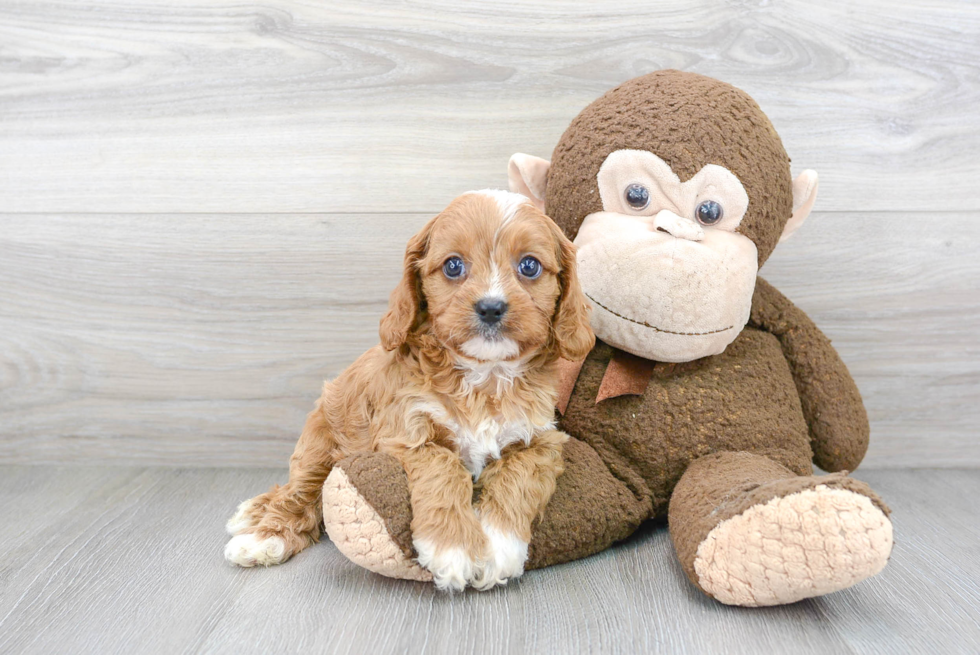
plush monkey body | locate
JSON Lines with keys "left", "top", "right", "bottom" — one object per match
{"left": 321, "top": 70, "right": 894, "bottom": 606}
{"left": 560, "top": 330, "right": 814, "bottom": 521}
{"left": 529, "top": 319, "right": 890, "bottom": 592}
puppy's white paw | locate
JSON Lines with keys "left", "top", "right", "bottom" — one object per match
{"left": 414, "top": 538, "right": 484, "bottom": 592}
{"left": 225, "top": 498, "right": 259, "bottom": 535}
{"left": 472, "top": 523, "right": 528, "bottom": 591}
{"left": 224, "top": 533, "right": 287, "bottom": 567}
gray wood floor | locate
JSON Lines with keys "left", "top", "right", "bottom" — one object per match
{"left": 0, "top": 467, "right": 976, "bottom": 655}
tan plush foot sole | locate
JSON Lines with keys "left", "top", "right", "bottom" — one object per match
{"left": 322, "top": 468, "right": 433, "bottom": 582}
{"left": 694, "top": 485, "right": 893, "bottom": 606}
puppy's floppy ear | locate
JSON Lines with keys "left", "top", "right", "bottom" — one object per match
{"left": 380, "top": 219, "right": 433, "bottom": 350}
{"left": 551, "top": 223, "right": 595, "bottom": 361}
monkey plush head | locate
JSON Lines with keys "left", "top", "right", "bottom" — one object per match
{"left": 509, "top": 70, "right": 819, "bottom": 362}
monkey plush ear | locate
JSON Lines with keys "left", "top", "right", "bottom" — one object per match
{"left": 508, "top": 154, "right": 550, "bottom": 212}
{"left": 780, "top": 170, "right": 819, "bottom": 243}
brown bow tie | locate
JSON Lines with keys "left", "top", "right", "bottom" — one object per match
{"left": 556, "top": 348, "right": 655, "bottom": 415}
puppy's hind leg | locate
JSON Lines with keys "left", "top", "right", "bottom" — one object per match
{"left": 224, "top": 404, "right": 344, "bottom": 567}
{"left": 225, "top": 492, "right": 271, "bottom": 536}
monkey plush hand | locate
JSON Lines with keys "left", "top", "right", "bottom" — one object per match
{"left": 320, "top": 71, "right": 893, "bottom": 606}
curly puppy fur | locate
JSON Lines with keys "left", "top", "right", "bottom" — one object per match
{"left": 224, "top": 190, "right": 594, "bottom": 591}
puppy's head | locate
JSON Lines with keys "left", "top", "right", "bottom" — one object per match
{"left": 380, "top": 190, "right": 594, "bottom": 362}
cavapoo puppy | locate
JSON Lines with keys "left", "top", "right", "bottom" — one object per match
{"left": 224, "top": 190, "right": 594, "bottom": 590}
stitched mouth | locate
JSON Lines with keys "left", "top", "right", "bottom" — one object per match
{"left": 585, "top": 293, "right": 734, "bottom": 336}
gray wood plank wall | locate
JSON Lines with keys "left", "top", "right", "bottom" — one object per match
{"left": 1, "top": 1, "right": 978, "bottom": 467}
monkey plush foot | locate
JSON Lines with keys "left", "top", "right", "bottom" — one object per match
{"left": 324, "top": 439, "right": 651, "bottom": 583}
{"left": 670, "top": 451, "right": 893, "bottom": 607}
{"left": 322, "top": 454, "right": 432, "bottom": 582}
{"left": 693, "top": 483, "right": 892, "bottom": 606}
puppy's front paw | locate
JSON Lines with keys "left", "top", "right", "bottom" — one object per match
{"left": 472, "top": 523, "right": 528, "bottom": 591}
{"left": 224, "top": 533, "right": 287, "bottom": 567}
{"left": 414, "top": 538, "right": 485, "bottom": 592}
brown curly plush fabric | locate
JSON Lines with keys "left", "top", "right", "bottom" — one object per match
{"left": 546, "top": 69, "right": 794, "bottom": 266}
{"left": 523, "top": 437, "right": 649, "bottom": 569}
{"left": 750, "top": 278, "right": 871, "bottom": 471}
{"left": 559, "top": 332, "right": 812, "bottom": 517}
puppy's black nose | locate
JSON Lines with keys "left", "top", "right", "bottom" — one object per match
{"left": 475, "top": 298, "right": 508, "bottom": 325}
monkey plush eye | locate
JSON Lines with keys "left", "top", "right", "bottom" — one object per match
{"left": 518, "top": 255, "right": 542, "bottom": 279}
{"left": 624, "top": 184, "right": 650, "bottom": 210}
{"left": 443, "top": 256, "right": 465, "bottom": 279}
{"left": 696, "top": 200, "right": 724, "bottom": 225}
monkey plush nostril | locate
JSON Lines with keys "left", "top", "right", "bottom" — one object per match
{"left": 653, "top": 210, "right": 704, "bottom": 242}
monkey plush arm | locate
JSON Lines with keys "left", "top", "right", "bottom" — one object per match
{"left": 749, "top": 276, "right": 870, "bottom": 472}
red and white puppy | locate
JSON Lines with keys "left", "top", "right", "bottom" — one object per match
{"left": 224, "top": 190, "right": 594, "bottom": 590}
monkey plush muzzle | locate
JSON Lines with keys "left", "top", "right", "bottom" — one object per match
{"left": 574, "top": 210, "right": 757, "bottom": 362}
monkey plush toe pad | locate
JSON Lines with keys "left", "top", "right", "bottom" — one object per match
{"left": 694, "top": 485, "right": 893, "bottom": 607}
{"left": 322, "top": 468, "right": 433, "bottom": 582}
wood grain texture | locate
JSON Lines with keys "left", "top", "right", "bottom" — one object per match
{"left": 0, "top": 0, "right": 978, "bottom": 213}
{"left": 1, "top": 212, "right": 977, "bottom": 467}
{"left": 0, "top": 467, "right": 977, "bottom": 654}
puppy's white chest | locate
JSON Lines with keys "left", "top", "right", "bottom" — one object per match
{"left": 452, "top": 417, "right": 532, "bottom": 479}
{"left": 415, "top": 399, "right": 554, "bottom": 479}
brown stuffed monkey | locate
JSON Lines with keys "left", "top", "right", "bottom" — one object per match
{"left": 321, "top": 70, "right": 893, "bottom": 606}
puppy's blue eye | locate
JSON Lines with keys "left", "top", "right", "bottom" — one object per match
{"left": 443, "top": 256, "right": 465, "bottom": 279}
{"left": 696, "top": 200, "right": 723, "bottom": 225}
{"left": 518, "top": 256, "right": 542, "bottom": 279}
